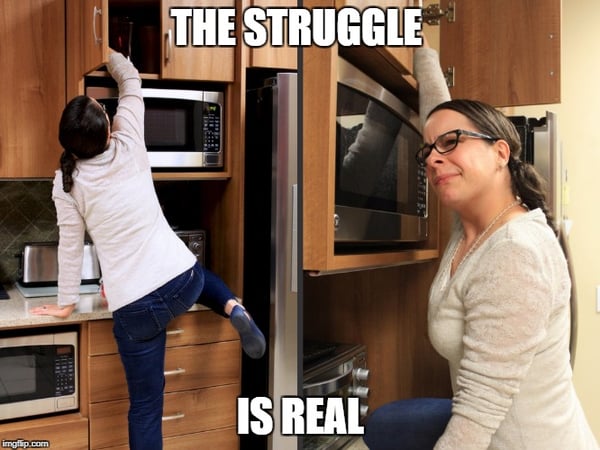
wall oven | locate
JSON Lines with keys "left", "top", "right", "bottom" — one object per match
{"left": 0, "top": 329, "right": 78, "bottom": 421}
{"left": 303, "top": 342, "right": 369, "bottom": 450}
{"left": 86, "top": 85, "right": 224, "bottom": 170}
{"left": 335, "top": 58, "right": 427, "bottom": 245}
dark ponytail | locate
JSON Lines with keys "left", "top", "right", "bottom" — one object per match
{"left": 60, "top": 151, "right": 77, "bottom": 193}
{"left": 427, "top": 99, "right": 557, "bottom": 234}
{"left": 58, "top": 95, "right": 109, "bottom": 193}
{"left": 507, "top": 156, "right": 556, "bottom": 234}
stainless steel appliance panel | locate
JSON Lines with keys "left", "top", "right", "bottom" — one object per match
{"left": 0, "top": 330, "right": 79, "bottom": 421}
{"left": 243, "top": 72, "right": 298, "bottom": 450}
{"left": 86, "top": 86, "right": 224, "bottom": 169}
{"left": 303, "top": 343, "right": 369, "bottom": 450}
{"left": 335, "top": 58, "right": 428, "bottom": 244}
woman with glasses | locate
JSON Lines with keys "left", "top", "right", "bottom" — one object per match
{"left": 420, "top": 99, "right": 596, "bottom": 449}
{"left": 366, "top": 97, "right": 598, "bottom": 449}
{"left": 30, "top": 50, "right": 265, "bottom": 450}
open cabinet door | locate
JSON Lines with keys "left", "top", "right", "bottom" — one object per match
{"left": 436, "top": 0, "right": 560, "bottom": 107}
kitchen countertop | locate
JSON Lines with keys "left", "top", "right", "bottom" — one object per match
{"left": 0, "top": 284, "right": 206, "bottom": 329}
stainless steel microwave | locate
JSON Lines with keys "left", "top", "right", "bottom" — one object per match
{"left": 0, "top": 330, "right": 78, "bottom": 420}
{"left": 86, "top": 86, "right": 224, "bottom": 169}
{"left": 335, "top": 58, "right": 428, "bottom": 244}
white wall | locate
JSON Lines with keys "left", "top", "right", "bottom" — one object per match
{"left": 505, "top": 1, "right": 600, "bottom": 439}
{"left": 426, "top": 0, "right": 600, "bottom": 440}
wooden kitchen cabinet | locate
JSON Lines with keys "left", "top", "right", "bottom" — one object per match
{"left": 336, "top": 0, "right": 416, "bottom": 79}
{"left": 247, "top": 0, "right": 297, "bottom": 70}
{"left": 437, "top": 0, "right": 561, "bottom": 106}
{"left": 0, "top": 414, "right": 88, "bottom": 449}
{"left": 66, "top": 0, "right": 234, "bottom": 97}
{"left": 0, "top": 0, "right": 65, "bottom": 178}
{"left": 83, "top": 311, "right": 241, "bottom": 449}
{"left": 161, "top": 0, "right": 235, "bottom": 81}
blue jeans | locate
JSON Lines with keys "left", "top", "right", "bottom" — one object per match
{"left": 363, "top": 398, "right": 452, "bottom": 450}
{"left": 112, "top": 262, "right": 235, "bottom": 450}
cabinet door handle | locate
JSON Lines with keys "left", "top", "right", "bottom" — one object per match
{"left": 164, "top": 367, "right": 186, "bottom": 376}
{"left": 162, "top": 411, "right": 185, "bottom": 422}
{"left": 92, "top": 6, "right": 102, "bottom": 45}
{"left": 166, "top": 327, "right": 184, "bottom": 336}
{"left": 165, "top": 29, "right": 172, "bottom": 63}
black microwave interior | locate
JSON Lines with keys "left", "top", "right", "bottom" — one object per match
{"left": 336, "top": 84, "right": 423, "bottom": 214}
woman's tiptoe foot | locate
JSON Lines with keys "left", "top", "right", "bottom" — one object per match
{"left": 230, "top": 305, "right": 266, "bottom": 359}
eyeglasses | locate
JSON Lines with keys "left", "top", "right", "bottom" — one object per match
{"left": 415, "top": 129, "right": 499, "bottom": 164}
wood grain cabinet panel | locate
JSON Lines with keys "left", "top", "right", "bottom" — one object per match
{"left": 89, "top": 340, "right": 241, "bottom": 402}
{"left": 89, "top": 384, "right": 239, "bottom": 448}
{"left": 86, "top": 312, "right": 241, "bottom": 449}
{"left": 87, "top": 310, "right": 239, "bottom": 355}
{"left": 0, "top": 414, "right": 88, "bottom": 450}
{"left": 0, "top": 0, "right": 65, "bottom": 177}
{"left": 248, "top": 0, "right": 297, "bottom": 69}
{"left": 439, "top": 0, "right": 560, "bottom": 106}
{"left": 107, "top": 427, "right": 239, "bottom": 449}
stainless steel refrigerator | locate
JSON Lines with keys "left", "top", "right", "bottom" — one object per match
{"left": 243, "top": 72, "right": 299, "bottom": 450}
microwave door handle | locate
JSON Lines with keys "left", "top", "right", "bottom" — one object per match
{"left": 303, "top": 367, "right": 353, "bottom": 396}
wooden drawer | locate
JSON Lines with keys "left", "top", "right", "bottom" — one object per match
{"left": 163, "top": 427, "right": 238, "bottom": 449}
{"left": 0, "top": 414, "right": 88, "bottom": 449}
{"left": 102, "top": 426, "right": 238, "bottom": 450}
{"left": 89, "top": 384, "right": 239, "bottom": 449}
{"left": 88, "top": 311, "right": 239, "bottom": 355}
{"left": 90, "top": 340, "right": 241, "bottom": 402}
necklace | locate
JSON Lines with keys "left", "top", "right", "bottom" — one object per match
{"left": 440, "top": 198, "right": 521, "bottom": 291}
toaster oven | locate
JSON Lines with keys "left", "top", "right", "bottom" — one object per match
{"left": 175, "top": 229, "right": 206, "bottom": 266}
{"left": 18, "top": 242, "right": 101, "bottom": 287}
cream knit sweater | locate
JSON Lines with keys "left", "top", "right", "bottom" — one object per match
{"left": 53, "top": 53, "right": 195, "bottom": 311}
{"left": 429, "top": 209, "right": 597, "bottom": 449}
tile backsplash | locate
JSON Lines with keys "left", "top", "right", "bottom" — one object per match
{"left": 0, "top": 180, "right": 206, "bottom": 284}
{"left": 0, "top": 181, "right": 58, "bottom": 283}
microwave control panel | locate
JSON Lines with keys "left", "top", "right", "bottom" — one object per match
{"left": 202, "top": 103, "right": 221, "bottom": 154}
{"left": 54, "top": 346, "right": 76, "bottom": 396}
{"left": 417, "top": 164, "right": 428, "bottom": 218}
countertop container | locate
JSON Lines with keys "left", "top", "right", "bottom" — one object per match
{"left": 18, "top": 242, "right": 101, "bottom": 286}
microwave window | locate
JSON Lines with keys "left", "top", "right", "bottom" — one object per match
{"left": 145, "top": 108, "right": 187, "bottom": 147}
{"left": 336, "top": 84, "right": 422, "bottom": 215}
{"left": 0, "top": 354, "right": 37, "bottom": 400}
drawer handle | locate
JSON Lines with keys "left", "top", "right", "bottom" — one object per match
{"left": 162, "top": 412, "right": 185, "bottom": 422}
{"left": 164, "top": 367, "right": 186, "bottom": 376}
{"left": 166, "top": 328, "right": 184, "bottom": 336}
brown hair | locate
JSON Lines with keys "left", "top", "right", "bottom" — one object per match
{"left": 427, "top": 99, "right": 556, "bottom": 234}
{"left": 58, "top": 96, "right": 109, "bottom": 192}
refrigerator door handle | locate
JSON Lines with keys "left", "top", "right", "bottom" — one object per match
{"left": 291, "top": 183, "right": 298, "bottom": 293}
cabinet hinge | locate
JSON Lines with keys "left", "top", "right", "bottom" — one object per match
{"left": 444, "top": 66, "right": 455, "bottom": 88}
{"left": 422, "top": 1, "right": 456, "bottom": 26}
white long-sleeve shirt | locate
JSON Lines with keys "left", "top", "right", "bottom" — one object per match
{"left": 53, "top": 53, "right": 195, "bottom": 311}
{"left": 429, "top": 210, "right": 597, "bottom": 449}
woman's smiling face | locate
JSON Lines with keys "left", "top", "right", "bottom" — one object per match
{"left": 422, "top": 109, "right": 504, "bottom": 209}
